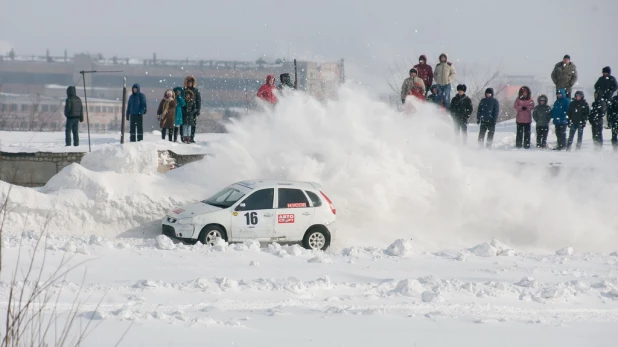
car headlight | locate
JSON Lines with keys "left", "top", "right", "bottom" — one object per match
{"left": 177, "top": 218, "right": 193, "bottom": 225}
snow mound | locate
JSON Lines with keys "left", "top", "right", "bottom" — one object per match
{"left": 392, "top": 279, "right": 425, "bottom": 297}
{"left": 156, "top": 235, "right": 176, "bottom": 250}
{"left": 80, "top": 142, "right": 160, "bottom": 174}
{"left": 384, "top": 239, "right": 414, "bottom": 257}
{"left": 469, "top": 240, "right": 515, "bottom": 257}
{"left": 556, "top": 247, "right": 574, "bottom": 256}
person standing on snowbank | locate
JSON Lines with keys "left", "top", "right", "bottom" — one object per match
{"left": 566, "top": 91, "right": 589, "bottom": 151}
{"left": 477, "top": 88, "right": 500, "bottom": 149}
{"left": 513, "top": 86, "right": 535, "bottom": 149}
{"left": 157, "top": 89, "right": 177, "bottom": 141}
{"left": 427, "top": 85, "right": 443, "bottom": 107}
{"left": 594, "top": 66, "right": 617, "bottom": 103}
{"left": 277, "top": 73, "right": 295, "bottom": 92}
{"left": 413, "top": 55, "right": 433, "bottom": 96}
{"left": 532, "top": 95, "right": 552, "bottom": 149}
{"left": 551, "top": 55, "right": 577, "bottom": 100}
{"left": 184, "top": 76, "right": 201, "bottom": 143}
{"left": 400, "top": 69, "right": 426, "bottom": 103}
{"left": 433, "top": 53, "right": 456, "bottom": 108}
{"left": 449, "top": 84, "right": 473, "bottom": 144}
{"left": 63, "top": 86, "right": 83, "bottom": 147}
{"left": 171, "top": 87, "right": 185, "bottom": 143}
{"left": 551, "top": 89, "right": 570, "bottom": 150}
{"left": 589, "top": 91, "right": 606, "bottom": 150}
{"left": 126, "top": 83, "right": 147, "bottom": 142}
{"left": 257, "top": 74, "right": 278, "bottom": 105}
{"left": 182, "top": 89, "right": 197, "bottom": 144}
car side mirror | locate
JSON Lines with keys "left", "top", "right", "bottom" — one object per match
{"left": 235, "top": 203, "right": 246, "bottom": 211}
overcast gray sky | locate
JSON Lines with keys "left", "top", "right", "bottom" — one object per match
{"left": 2, "top": 0, "right": 617, "bottom": 94}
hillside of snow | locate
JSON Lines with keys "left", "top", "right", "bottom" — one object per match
{"left": 1, "top": 86, "right": 617, "bottom": 346}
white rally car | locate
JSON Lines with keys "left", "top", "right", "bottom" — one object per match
{"left": 162, "top": 180, "right": 337, "bottom": 250}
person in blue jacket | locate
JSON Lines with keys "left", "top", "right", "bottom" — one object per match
{"left": 172, "top": 86, "right": 186, "bottom": 142}
{"left": 551, "top": 88, "right": 571, "bottom": 150}
{"left": 476, "top": 88, "right": 500, "bottom": 148}
{"left": 126, "top": 83, "right": 147, "bottom": 142}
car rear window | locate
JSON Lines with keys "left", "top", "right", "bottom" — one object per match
{"left": 278, "top": 188, "right": 309, "bottom": 208}
{"left": 305, "top": 191, "right": 322, "bottom": 207}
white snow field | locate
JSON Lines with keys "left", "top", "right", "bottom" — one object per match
{"left": 1, "top": 87, "right": 618, "bottom": 346}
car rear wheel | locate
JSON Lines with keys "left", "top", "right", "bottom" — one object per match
{"left": 302, "top": 226, "right": 330, "bottom": 251}
{"left": 198, "top": 225, "right": 228, "bottom": 246}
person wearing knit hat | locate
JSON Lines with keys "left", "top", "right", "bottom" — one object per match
{"left": 413, "top": 55, "right": 434, "bottom": 96}
{"left": 533, "top": 95, "right": 552, "bottom": 149}
{"left": 400, "top": 68, "right": 426, "bottom": 103}
{"left": 551, "top": 55, "right": 578, "bottom": 99}
{"left": 594, "top": 66, "right": 617, "bottom": 103}
{"left": 476, "top": 88, "right": 500, "bottom": 148}
{"left": 449, "top": 84, "right": 473, "bottom": 144}
{"left": 565, "top": 91, "right": 590, "bottom": 150}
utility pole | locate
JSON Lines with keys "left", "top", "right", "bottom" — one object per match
{"left": 121, "top": 77, "right": 127, "bottom": 144}
{"left": 294, "top": 59, "right": 298, "bottom": 90}
{"left": 79, "top": 70, "right": 123, "bottom": 152}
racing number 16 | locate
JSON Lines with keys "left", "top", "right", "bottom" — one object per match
{"left": 244, "top": 212, "right": 258, "bottom": 225}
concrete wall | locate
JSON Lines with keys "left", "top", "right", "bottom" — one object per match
{"left": 1, "top": 150, "right": 207, "bottom": 187}
{"left": 0, "top": 151, "right": 86, "bottom": 187}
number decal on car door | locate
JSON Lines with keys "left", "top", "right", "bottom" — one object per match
{"left": 244, "top": 212, "right": 258, "bottom": 225}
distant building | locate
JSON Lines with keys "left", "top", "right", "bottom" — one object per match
{"left": 0, "top": 92, "right": 121, "bottom": 132}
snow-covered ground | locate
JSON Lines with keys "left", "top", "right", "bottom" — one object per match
{"left": 1, "top": 87, "right": 617, "bottom": 346}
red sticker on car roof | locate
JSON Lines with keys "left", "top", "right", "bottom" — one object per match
{"left": 287, "top": 203, "right": 306, "bottom": 208}
{"left": 173, "top": 209, "right": 185, "bottom": 214}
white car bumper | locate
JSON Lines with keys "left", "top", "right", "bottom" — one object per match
{"left": 162, "top": 217, "right": 196, "bottom": 240}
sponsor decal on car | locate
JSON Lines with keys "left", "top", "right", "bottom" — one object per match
{"left": 172, "top": 209, "right": 185, "bottom": 214}
{"left": 278, "top": 214, "right": 295, "bottom": 223}
{"left": 232, "top": 212, "right": 238, "bottom": 216}
{"left": 287, "top": 203, "right": 307, "bottom": 208}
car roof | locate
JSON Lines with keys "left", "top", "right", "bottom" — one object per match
{"left": 234, "top": 179, "right": 322, "bottom": 191}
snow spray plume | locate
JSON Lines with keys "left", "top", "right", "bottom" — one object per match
{"left": 181, "top": 86, "right": 618, "bottom": 252}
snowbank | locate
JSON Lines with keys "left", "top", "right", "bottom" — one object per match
{"left": 80, "top": 142, "right": 159, "bottom": 174}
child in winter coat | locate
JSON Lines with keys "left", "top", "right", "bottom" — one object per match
{"left": 401, "top": 69, "right": 426, "bottom": 103}
{"left": 477, "top": 88, "right": 500, "bottom": 148}
{"left": 182, "top": 89, "right": 197, "bottom": 144}
{"left": 172, "top": 87, "right": 186, "bottom": 142}
{"left": 157, "top": 89, "right": 177, "bottom": 141}
{"left": 609, "top": 94, "right": 618, "bottom": 150}
{"left": 589, "top": 91, "right": 606, "bottom": 150}
{"left": 532, "top": 95, "right": 552, "bottom": 148}
{"left": 426, "top": 85, "right": 444, "bottom": 107}
{"left": 513, "top": 86, "right": 535, "bottom": 149}
{"left": 551, "top": 89, "right": 570, "bottom": 150}
{"left": 566, "top": 91, "right": 590, "bottom": 150}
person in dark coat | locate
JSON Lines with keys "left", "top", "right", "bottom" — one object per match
{"left": 551, "top": 88, "right": 571, "bottom": 150}
{"left": 126, "top": 83, "right": 147, "bottom": 142}
{"left": 63, "top": 86, "right": 83, "bottom": 147}
{"left": 476, "top": 88, "right": 500, "bottom": 148}
{"left": 184, "top": 76, "right": 201, "bottom": 143}
{"left": 566, "top": 91, "right": 590, "bottom": 150}
{"left": 589, "top": 91, "right": 606, "bottom": 150}
{"left": 449, "top": 84, "right": 473, "bottom": 144}
{"left": 277, "top": 73, "right": 295, "bottom": 91}
{"left": 594, "top": 66, "right": 617, "bottom": 103}
{"left": 532, "top": 95, "right": 552, "bottom": 149}
{"left": 426, "top": 85, "right": 443, "bottom": 107}
{"left": 413, "top": 55, "right": 433, "bottom": 96}
{"left": 157, "top": 89, "right": 177, "bottom": 141}
{"left": 608, "top": 94, "right": 618, "bottom": 150}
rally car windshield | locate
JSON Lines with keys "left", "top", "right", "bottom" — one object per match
{"left": 202, "top": 187, "right": 245, "bottom": 208}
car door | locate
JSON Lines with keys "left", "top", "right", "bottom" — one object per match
{"left": 274, "top": 188, "right": 315, "bottom": 241}
{"left": 231, "top": 188, "right": 275, "bottom": 240}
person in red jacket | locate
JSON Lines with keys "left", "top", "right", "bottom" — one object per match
{"left": 414, "top": 55, "right": 433, "bottom": 96}
{"left": 257, "top": 75, "right": 277, "bottom": 105}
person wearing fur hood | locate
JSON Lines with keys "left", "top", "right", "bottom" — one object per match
{"left": 182, "top": 89, "right": 198, "bottom": 144}
{"left": 513, "top": 86, "right": 535, "bottom": 149}
{"left": 157, "top": 89, "right": 177, "bottom": 141}
{"left": 184, "top": 76, "right": 201, "bottom": 142}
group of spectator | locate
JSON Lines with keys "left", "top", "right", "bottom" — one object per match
{"left": 401, "top": 54, "right": 618, "bottom": 151}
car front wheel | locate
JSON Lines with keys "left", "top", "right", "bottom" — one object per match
{"left": 302, "top": 227, "right": 330, "bottom": 251}
{"left": 199, "top": 225, "right": 228, "bottom": 246}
